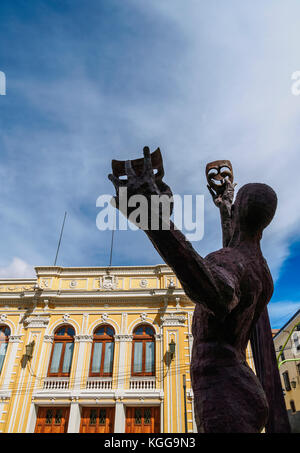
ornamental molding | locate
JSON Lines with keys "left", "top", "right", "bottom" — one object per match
{"left": 40, "top": 279, "right": 51, "bottom": 289}
{"left": 101, "top": 313, "right": 109, "bottom": 322}
{"left": 114, "top": 334, "right": 133, "bottom": 342}
{"left": 114, "top": 392, "right": 124, "bottom": 401}
{"left": 167, "top": 277, "right": 176, "bottom": 289}
{"left": 2, "top": 289, "right": 187, "bottom": 304}
{"left": 43, "top": 335, "right": 54, "bottom": 343}
{"left": 160, "top": 313, "right": 186, "bottom": 326}
{"left": 98, "top": 275, "right": 118, "bottom": 291}
{"left": 69, "top": 280, "right": 78, "bottom": 288}
{"left": 74, "top": 334, "right": 93, "bottom": 343}
{"left": 140, "top": 312, "right": 147, "bottom": 321}
{"left": 5, "top": 285, "right": 35, "bottom": 292}
{"left": 35, "top": 264, "right": 172, "bottom": 277}
{"left": 23, "top": 315, "right": 50, "bottom": 329}
{"left": 139, "top": 279, "right": 148, "bottom": 288}
{"left": 9, "top": 335, "right": 23, "bottom": 343}
{"left": 0, "top": 314, "right": 7, "bottom": 322}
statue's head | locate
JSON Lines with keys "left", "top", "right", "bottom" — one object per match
{"left": 232, "top": 183, "right": 277, "bottom": 236}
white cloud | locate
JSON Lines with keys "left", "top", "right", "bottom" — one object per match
{"left": 1, "top": 0, "right": 300, "bottom": 293}
{"left": 126, "top": 0, "right": 300, "bottom": 280}
{"left": 0, "top": 257, "right": 35, "bottom": 279}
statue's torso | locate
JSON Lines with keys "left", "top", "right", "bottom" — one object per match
{"left": 190, "top": 246, "right": 274, "bottom": 370}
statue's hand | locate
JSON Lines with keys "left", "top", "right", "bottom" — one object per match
{"left": 108, "top": 147, "right": 173, "bottom": 224}
{"left": 207, "top": 179, "right": 237, "bottom": 211}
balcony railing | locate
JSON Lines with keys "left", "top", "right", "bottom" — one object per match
{"left": 129, "top": 377, "right": 156, "bottom": 390}
{"left": 86, "top": 377, "right": 113, "bottom": 390}
{"left": 41, "top": 376, "right": 156, "bottom": 392}
{"left": 42, "top": 378, "right": 70, "bottom": 390}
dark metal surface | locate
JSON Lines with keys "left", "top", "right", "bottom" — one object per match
{"left": 108, "top": 147, "right": 290, "bottom": 433}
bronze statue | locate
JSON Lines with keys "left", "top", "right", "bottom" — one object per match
{"left": 108, "top": 147, "right": 290, "bottom": 433}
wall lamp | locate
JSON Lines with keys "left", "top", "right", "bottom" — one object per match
{"left": 291, "top": 379, "right": 297, "bottom": 389}
{"left": 21, "top": 340, "right": 35, "bottom": 369}
{"left": 169, "top": 339, "right": 176, "bottom": 360}
{"left": 25, "top": 341, "right": 35, "bottom": 360}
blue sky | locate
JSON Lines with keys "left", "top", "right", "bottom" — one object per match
{"left": 0, "top": 0, "right": 300, "bottom": 328}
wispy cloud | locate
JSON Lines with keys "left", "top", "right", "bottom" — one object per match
{"left": 0, "top": 1, "right": 300, "bottom": 327}
{"left": 0, "top": 257, "right": 34, "bottom": 278}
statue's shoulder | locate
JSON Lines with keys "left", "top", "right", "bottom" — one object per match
{"left": 204, "top": 248, "right": 246, "bottom": 277}
{"left": 205, "top": 247, "right": 237, "bottom": 262}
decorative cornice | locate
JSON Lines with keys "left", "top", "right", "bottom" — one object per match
{"left": 35, "top": 264, "right": 171, "bottom": 276}
{"left": 23, "top": 315, "right": 50, "bottom": 329}
{"left": 160, "top": 313, "right": 186, "bottom": 326}
{"left": 0, "top": 290, "right": 191, "bottom": 306}
{"left": 9, "top": 335, "right": 23, "bottom": 343}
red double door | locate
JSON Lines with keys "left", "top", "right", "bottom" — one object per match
{"left": 80, "top": 407, "right": 115, "bottom": 433}
{"left": 35, "top": 406, "right": 115, "bottom": 433}
{"left": 35, "top": 407, "right": 70, "bottom": 433}
{"left": 35, "top": 405, "right": 160, "bottom": 433}
{"left": 125, "top": 407, "right": 160, "bottom": 433}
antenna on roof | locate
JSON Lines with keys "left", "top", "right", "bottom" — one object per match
{"left": 54, "top": 211, "right": 67, "bottom": 266}
{"left": 108, "top": 224, "right": 115, "bottom": 267}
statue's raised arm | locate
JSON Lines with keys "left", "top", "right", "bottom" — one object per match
{"left": 206, "top": 159, "right": 236, "bottom": 247}
{"left": 108, "top": 147, "right": 239, "bottom": 321}
{"left": 108, "top": 146, "right": 290, "bottom": 433}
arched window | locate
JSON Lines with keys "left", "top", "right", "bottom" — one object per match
{"left": 48, "top": 325, "right": 75, "bottom": 377}
{"left": 89, "top": 325, "right": 115, "bottom": 376}
{"left": 0, "top": 325, "right": 10, "bottom": 374}
{"left": 132, "top": 324, "right": 155, "bottom": 376}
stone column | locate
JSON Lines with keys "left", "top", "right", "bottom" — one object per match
{"left": 115, "top": 334, "right": 133, "bottom": 391}
{"left": 67, "top": 397, "right": 81, "bottom": 433}
{"left": 26, "top": 398, "right": 37, "bottom": 433}
{"left": 73, "top": 335, "right": 93, "bottom": 392}
{"left": 0, "top": 335, "right": 22, "bottom": 392}
{"left": 114, "top": 397, "right": 125, "bottom": 433}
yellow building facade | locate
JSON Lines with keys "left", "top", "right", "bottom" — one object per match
{"left": 273, "top": 309, "right": 300, "bottom": 433}
{"left": 0, "top": 264, "right": 255, "bottom": 433}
